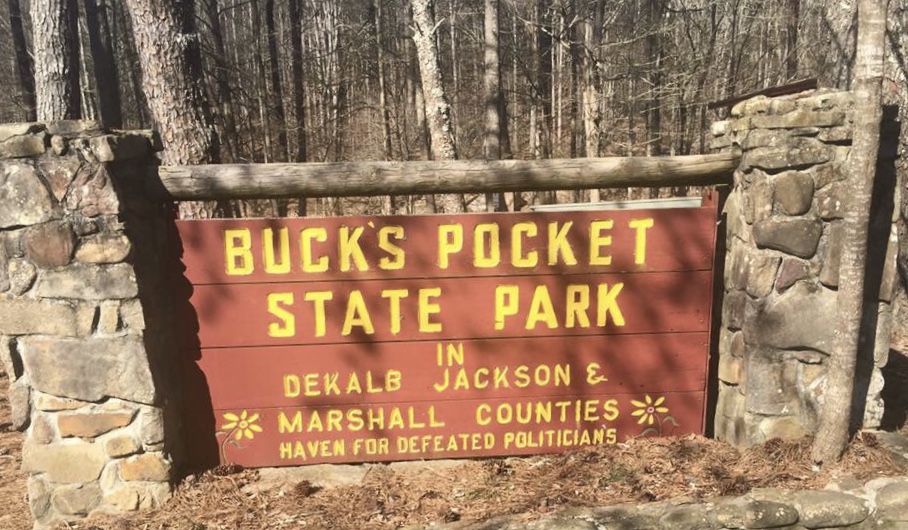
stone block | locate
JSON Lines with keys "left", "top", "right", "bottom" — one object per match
{"left": 20, "top": 336, "right": 156, "bottom": 404}
{"left": 770, "top": 99, "right": 797, "bottom": 115}
{"left": 0, "top": 245, "right": 8, "bottom": 293}
{"left": 797, "top": 91, "right": 854, "bottom": 111}
{"left": 746, "top": 139, "right": 831, "bottom": 171}
{"left": 718, "top": 355, "right": 743, "bottom": 385}
{"left": 744, "top": 174, "right": 774, "bottom": 224}
{"left": 711, "top": 120, "right": 730, "bottom": 137}
{"left": 36, "top": 263, "right": 138, "bottom": 299}
{"left": 753, "top": 217, "right": 822, "bottom": 258}
{"left": 773, "top": 171, "right": 814, "bottom": 215}
{"left": 658, "top": 504, "right": 711, "bottom": 530}
{"left": 47, "top": 120, "right": 102, "bottom": 136}
{"left": 37, "top": 155, "right": 82, "bottom": 202}
{"left": 8, "top": 258, "right": 37, "bottom": 295}
{"left": 724, "top": 242, "right": 747, "bottom": 291}
{"left": 27, "top": 475, "right": 52, "bottom": 521}
{"left": 775, "top": 258, "right": 809, "bottom": 292}
{"left": 794, "top": 490, "right": 869, "bottom": 528}
{"left": 715, "top": 498, "right": 798, "bottom": 529}
{"left": 120, "top": 299, "right": 145, "bottom": 331}
{"left": 744, "top": 281, "right": 836, "bottom": 355}
{"left": 139, "top": 406, "right": 165, "bottom": 445}
{"left": 58, "top": 410, "right": 136, "bottom": 439}
{"left": 52, "top": 483, "right": 102, "bottom": 515}
{"left": 97, "top": 300, "right": 121, "bottom": 335}
{"left": 880, "top": 229, "right": 898, "bottom": 303}
{"left": 741, "top": 129, "right": 791, "bottom": 150}
{"left": 745, "top": 353, "right": 798, "bottom": 416}
{"left": 722, "top": 290, "right": 748, "bottom": 331}
{"left": 751, "top": 110, "right": 846, "bottom": 129}
{"left": 820, "top": 221, "right": 843, "bottom": 287}
{"left": 9, "top": 378, "right": 30, "bottom": 430}
{"left": 25, "top": 220, "right": 76, "bottom": 268}
{"left": 75, "top": 233, "right": 132, "bottom": 264}
{"left": 813, "top": 163, "right": 843, "bottom": 189}
{"left": 759, "top": 415, "right": 807, "bottom": 440}
{"left": 105, "top": 434, "right": 141, "bottom": 458}
{"left": 120, "top": 452, "right": 172, "bottom": 482}
{"left": 0, "top": 122, "right": 44, "bottom": 143}
{"left": 0, "top": 298, "right": 87, "bottom": 336}
{"left": 817, "top": 126, "right": 852, "bottom": 143}
{"left": 877, "top": 480, "right": 908, "bottom": 521}
{"left": 744, "top": 253, "right": 780, "bottom": 298}
{"left": 816, "top": 181, "right": 844, "bottom": 219}
{"left": 51, "top": 134, "right": 67, "bottom": 155}
{"left": 0, "top": 130, "right": 46, "bottom": 158}
{"left": 0, "top": 335, "right": 20, "bottom": 381}
{"left": 64, "top": 164, "right": 119, "bottom": 217}
{"left": 34, "top": 392, "right": 86, "bottom": 411}
{"left": 90, "top": 133, "right": 154, "bottom": 162}
{"left": 0, "top": 162, "right": 56, "bottom": 228}
{"left": 30, "top": 413, "right": 55, "bottom": 444}
{"left": 22, "top": 441, "right": 107, "bottom": 483}
{"left": 104, "top": 487, "right": 140, "bottom": 512}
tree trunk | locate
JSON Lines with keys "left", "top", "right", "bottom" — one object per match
{"left": 264, "top": 0, "right": 288, "bottom": 162}
{"left": 202, "top": 0, "right": 238, "bottom": 161}
{"left": 410, "top": 0, "right": 459, "bottom": 213}
{"left": 482, "top": 0, "right": 502, "bottom": 211}
{"left": 84, "top": 0, "right": 123, "bottom": 127}
{"left": 288, "top": 0, "right": 307, "bottom": 163}
{"left": 8, "top": 0, "right": 36, "bottom": 121}
{"left": 786, "top": 0, "right": 800, "bottom": 80}
{"left": 31, "top": 0, "right": 81, "bottom": 120}
{"left": 125, "top": 0, "right": 220, "bottom": 218}
{"left": 811, "top": 0, "right": 889, "bottom": 465}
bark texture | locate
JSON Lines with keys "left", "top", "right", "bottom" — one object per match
{"left": 124, "top": 0, "right": 219, "bottom": 166}
{"left": 31, "top": 0, "right": 80, "bottom": 120}
{"left": 410, "top": 0, "right": 457, "bottom": 161}
{"left": 811, "top": 0, "right": 889, "bottom": 465}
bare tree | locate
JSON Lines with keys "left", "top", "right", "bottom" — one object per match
{"left": 31, "top": 0, "right": 81, "bottom": 120}
{"left": 84, "top": 0, "right": 123, "bottom": 127}
{"left": 8, "top": 0, "right": 36, "bottom": 120}
{"left": 812, "top": 0, "right": 890, "bottom": 465}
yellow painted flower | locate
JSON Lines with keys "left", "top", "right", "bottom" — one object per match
{"left": 221, "top": 411, "right": 263, "bottom": 440}
{"left": 631, "top": 395, "right": 669, "bottom": 425}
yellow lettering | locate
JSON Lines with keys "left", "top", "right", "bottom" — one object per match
{"left": 225, "top": 229, "right": 253, "bottom": 275}
{"left": 303, "top": 373, "right": 320, "bottom": 396}
{"left": 378, "top": 226, "right": 406, "bottom": 270}
{"left": 629, "top": 218, "right": 654, "bottom": 265}
{"left": 526, "top": 285, "right": 558, "bottom": 329}
{"left": 602, "top": 399, "right": 620, "bottom": 421}
{"left": 339, "top": 226, "right": 369, "bottom": 271}
{"left": 342, "top": 290, "right": 375, "bottom": 335}
{"left": 565, "top": 285, "right": 590, "bottom": 328}
{"left": 263, "top": 228, "right": 291, "bottom": 273}
{"left": 476, "top": 404, "right": 491, "bottom": 426}
{"left": 381, "top": 289, "right": 409, "bottom": 334}
{"left": 283, "top": 375, "right": 300, "bottom": 397}
{"left": 438, "top": 224, "right": 463, "bottom": 268}
{"left": 267, "top": 292, "right": 295, "bottom": 337}
{"left": 301, "top": 228, "right": 328, "bottom": 272}
{"left": 473, "top": 223, "right": 501, "bottom": 268}
{"left": 278, "top": 411, "right": 303, "bottom": 433}
{"left": 589, "top": 220, "right": 613, "bottom": 265}
{"left": 494, "top": 285, "right": 520, "bottom": 330}
{"left": 418, "top": 287, "right": 443, "bottom": 333}
{"left": 304, "top": 291, "right": 333, "bottom": 337}
{"left": 547, "top": 222, "right": 577, "bottom": 266}
{"left": 511, "top": 222, "right": 538, "bottom": 267}
{"left": 596, "top": 283, "right": 625, "bottom": 327}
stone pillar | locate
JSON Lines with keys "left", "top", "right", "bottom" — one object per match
{"left": 0, "top": 121, "right": 178, "bottom": 526}
{"left": 712, "top": 90, "right": 898, "bottom": 447}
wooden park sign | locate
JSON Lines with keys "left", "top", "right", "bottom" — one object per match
{"left": 176, "top": 198, "right": 718, "bottom": 467}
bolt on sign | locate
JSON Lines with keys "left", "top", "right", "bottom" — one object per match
{"left": 176, "top": 197, "right": 718, "bottom": 468}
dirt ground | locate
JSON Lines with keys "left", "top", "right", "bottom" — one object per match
{"left": 1, "top": 374, "right": 907, "bottom": 530}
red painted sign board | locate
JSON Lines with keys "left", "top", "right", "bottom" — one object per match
{"left": 175, "top": 200, "right": 718, "bottom": 468}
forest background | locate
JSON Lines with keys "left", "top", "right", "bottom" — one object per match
{"left": 4, "top": 0, "right": 905, "bottom": 217}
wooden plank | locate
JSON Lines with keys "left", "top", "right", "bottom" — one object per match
{"left": 195, "top": 333, "right": 710, "bottom": 409}
{"left": 183, "top": 271, "right": 713, "bottom": 348}
{"left": 155, "top": 153, "right": 738, "bottom": 200}
{"left": 176, "top": 208, "right": 717, "bottom": 285}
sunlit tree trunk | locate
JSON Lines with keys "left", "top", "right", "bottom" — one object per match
{"left": 812, "top": 0, "right": 889, "bottom": 465}
{"left": 9, "top": 0, "right": 36, "bottom": 121}
{"left": 32, "top": 0, "right": 81, "bottom": 120}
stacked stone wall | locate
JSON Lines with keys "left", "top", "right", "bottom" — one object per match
{"left": 0, "top": 121, "right": 178, "bottom": 526}
{"left": 712, "top": 89, "right": 898, "bottom": 447}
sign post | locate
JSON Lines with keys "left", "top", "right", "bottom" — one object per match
{"left": 176, "top": 201, "right": 718, "bottom": 467}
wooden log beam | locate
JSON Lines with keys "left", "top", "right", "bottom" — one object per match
{"left": 153, "top": 152, "right": 740, "bottom": 200}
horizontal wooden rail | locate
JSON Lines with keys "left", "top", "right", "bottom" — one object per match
{"left": 153, "top": 152, "right": 740, "bottom": 201}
